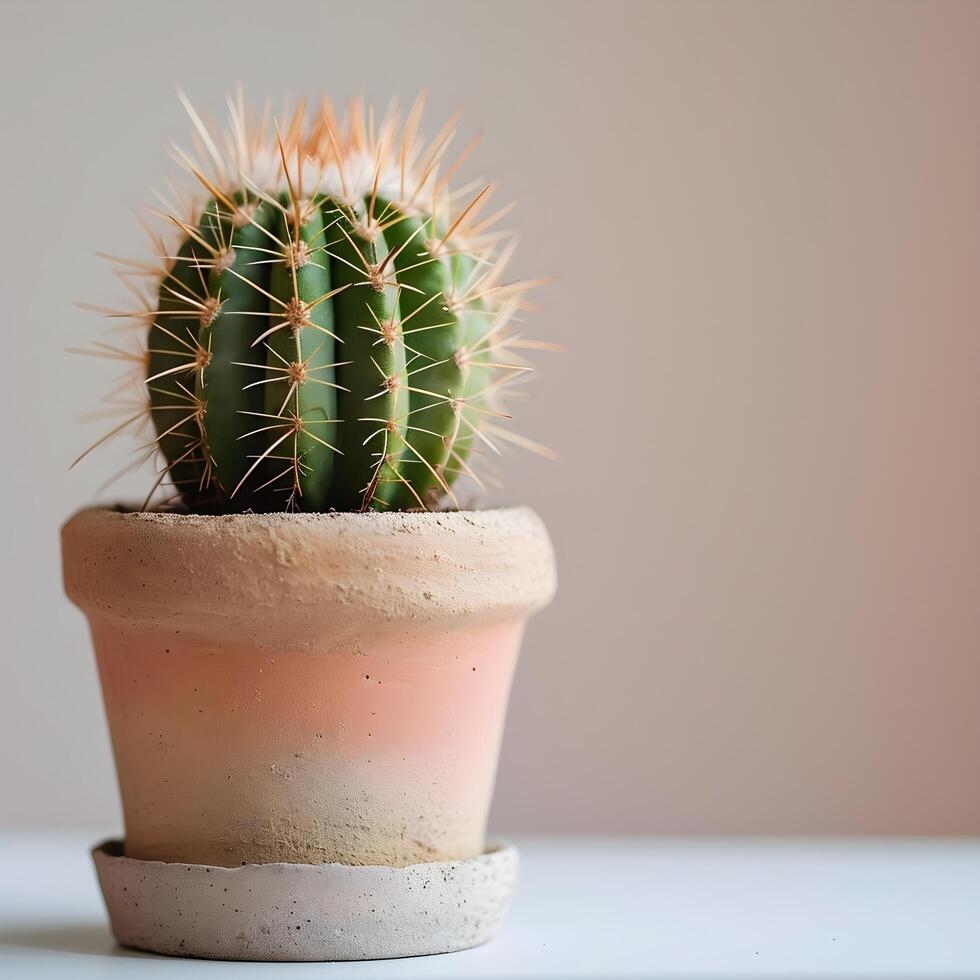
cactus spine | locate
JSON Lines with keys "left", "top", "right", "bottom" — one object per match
{"left": 76, "top": 93, "right": 549, "bottom": 512}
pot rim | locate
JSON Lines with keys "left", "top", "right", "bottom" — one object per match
{"left": 62, "top": 505, "right": 556, "bottom": 637}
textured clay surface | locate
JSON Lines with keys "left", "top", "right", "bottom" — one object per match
{"left": 62, "top": 508, "right": 557, "bottom": 646}
{"left": 63, "top": 509, "right": 556, "bottom": 868}
{"left": 93, "top": 840, "right": 518, "bottom": 961}
{"left": 88, "top": 616, "right": 525, "bottom": 866}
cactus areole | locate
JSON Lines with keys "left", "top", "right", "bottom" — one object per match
{"left": 77, "top": 92, "right": 550, "bottom": 513}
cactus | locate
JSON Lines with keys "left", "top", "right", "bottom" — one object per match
{"left": 75, "top": 92, "right": 553, "bottom": 512}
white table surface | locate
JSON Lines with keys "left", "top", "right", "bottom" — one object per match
{"left": 0, "top": 832, "right": 978, "bottom": 978}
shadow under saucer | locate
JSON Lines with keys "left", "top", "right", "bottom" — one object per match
{"left": 0, "top": 921, "right": 148, "bottom": 958}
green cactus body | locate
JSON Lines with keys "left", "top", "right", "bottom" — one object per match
{"left": 150, "top": 193, "right": 468, "bottom": 512}
{"left": 257, "top": 196, "right": 342, "bottom": 510}
{"left": 197, "top": 196, "right": 278, "bottom": 498}
{"left": 147, "top": 219, "right": 219, "bottom": 504}
{"left": 328, "top": 201, "right": 408, "bottom": 510}
{"left": 442, "top": 250, "right": 495, "bottom": 488}
{"left": 80, "top": 97, "right": 544, "bottom": 513}
{"left": 371, "top": 201, "right": 464, "bottom": 508}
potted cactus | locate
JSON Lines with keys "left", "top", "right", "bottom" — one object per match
{"left": 62, "top": 92, "right": 556, "bottom": 962}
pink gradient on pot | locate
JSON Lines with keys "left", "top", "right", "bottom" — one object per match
{"left": 91, "top": 615, "right": 523, "bottom": 867}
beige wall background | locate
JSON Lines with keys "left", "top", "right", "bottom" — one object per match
{"left": 1, "top": 0, "right": 978, "bottom": 834}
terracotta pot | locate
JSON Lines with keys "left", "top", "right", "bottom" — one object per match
{"left": 62, "top": 507, "right": 555, "bottom": 869}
